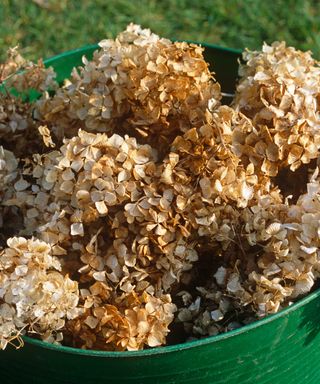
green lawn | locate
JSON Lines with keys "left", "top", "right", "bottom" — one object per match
{"left": 1, "top": 0, "right": 320, "bottom": 60}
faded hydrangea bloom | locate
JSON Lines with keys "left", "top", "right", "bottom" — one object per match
{"left": 0, "top": 47, "right": 57, "bottom": 156}
{"left": 0, "top": 147, "right": 21, "bottom": 246}
{"left": 234, "top": 42, "right": 320, "bottom": 176}
{"left": 0, "top": 237, "right": 80, "bottom": 349}
{"left": 35, "top": 24, "right": 221, "bottom": 154}
{"left": 66, "top": 291, "right": 176, "bottom": 351}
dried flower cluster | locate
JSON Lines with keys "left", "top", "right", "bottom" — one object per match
{"left": 0, "top": 47, "right": 57, "bottom": 157}
{"left": 0, "top": 237, "right": 80, "bottom": 349}
{"left": 0, "top": 147, "right": 21, "bottom": 245}
{"left": 35, "top": 23, "right": 221, "bottom": 154}
{"left": 1, "top": 27, "right": 320, "bottom": 351}
{"left": 233, "top": 42, "right": 320, "bottom": 176}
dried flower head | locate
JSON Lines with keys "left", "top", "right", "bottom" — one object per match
{"left": 234, "top": 42, "right": 320, "bottom": 175}
{"left": 0, "top": 47, "right": 25, "bottom": 82}
{"left": 0, "top": 237, "right": 80, "bottom": 349}
{"left": 66, "top": 291, "right": 176, "bottom": 351}
{"left": 0, "top": 147, "right": 21, "bottom": 246}
{"left": 0, "top": 46, "right": 57, "bottom": 156}
{"left": 35, "top": 24, "right": 221, "bottom": 154}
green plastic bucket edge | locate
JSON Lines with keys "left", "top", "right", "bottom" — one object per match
{"left": 23, "top": 288, "right": 320, "bottom": 357}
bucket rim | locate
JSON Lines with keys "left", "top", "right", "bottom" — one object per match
{"left": 23, "top": 288, "right": 320, "bottom": 357}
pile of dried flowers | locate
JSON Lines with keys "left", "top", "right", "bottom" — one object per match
{"left": 1, "top": 24, "right": 320, "bottom": 351}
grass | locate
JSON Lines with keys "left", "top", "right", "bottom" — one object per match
{"left": 1, "top": 0, "right": 320, "bottom": 61}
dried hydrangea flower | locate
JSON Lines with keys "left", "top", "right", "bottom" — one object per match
{"left": 0, "top": 96, "right": 34, "bottom": 155}
{"left": 0, "top": 46, "right": 57, "bottom": 93}
{"left": 16, "top": 129, "right": 195, "bottom": 297}
{"left": 6, "top": 59, "right": 57, "bottom": 94}
{"left": 0, "top": 47, "right": 25, "bottom": 82}
{"left": 29, "top": 129, "right": 158, "bottom": 241}
{"left": 0, "top": 237, "right": 81, "bottom": 349}
{"left": 0, "top": 147, "right": 22, "bottom": 246}
{"left": 160, "top": 106, "right": 276, "bottom": 251}
{"left": 188, "top": 174, "right": 320, "bottom": 323}
{"left": 0, "top": 47, "right": 57, "bottom": 156}
{"left": 175, "top": 182, "right": 319, "bottom": 338}
{"left": 234, "top": 42, "right": 320, "bottom": 176}
{"left": 35, "top": 24, "right": 221, "bottom": 154}
{"left": 175, "top": 282, "right": 255, "bottom": 340}
{"left": 66, "top": 291, "right": 176, "bottom": 351}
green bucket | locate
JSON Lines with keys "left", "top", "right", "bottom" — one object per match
{"left": 2, "top": 44, "right": 320, "bottom": 384}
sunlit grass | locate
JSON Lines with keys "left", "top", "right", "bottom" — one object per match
{"left": 1, "top": 0, "right": 320, "bottom": 60}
